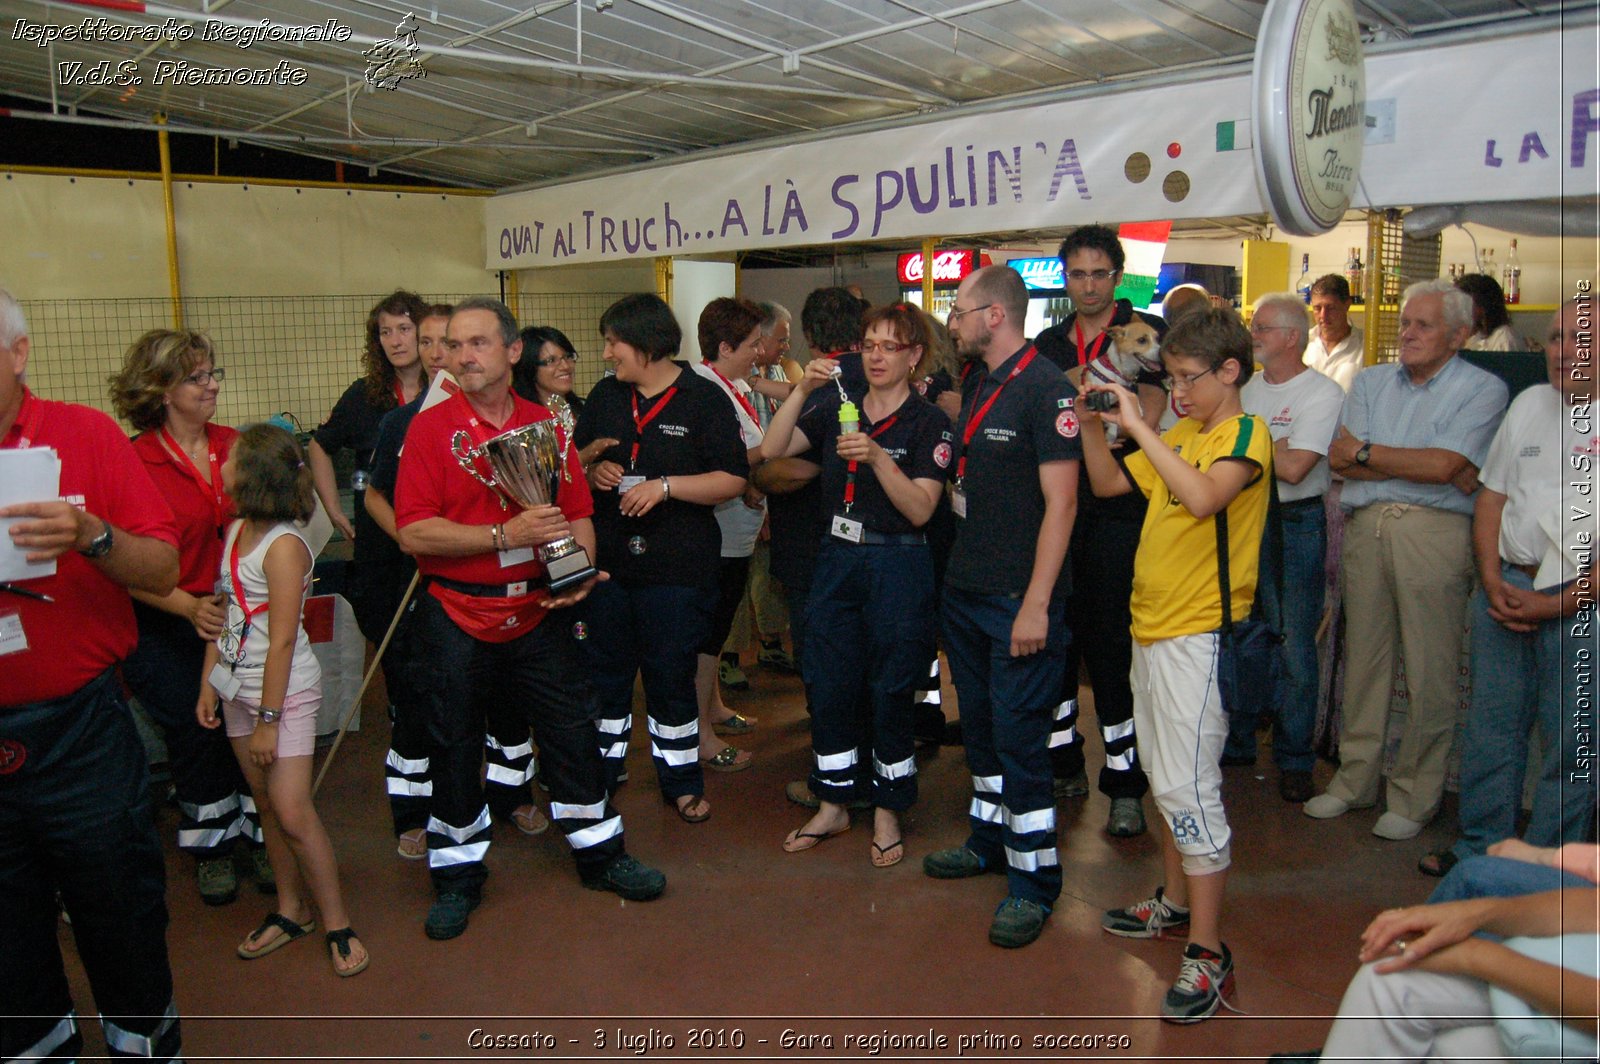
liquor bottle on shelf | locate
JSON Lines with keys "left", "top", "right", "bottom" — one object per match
{"left": 1345, "top": 247, "right": 1364, "bottom": 303}
{"left": 1503, "top": 239, "right": 1521, "bottom": 304}
{"left": 1480, "top": 247, "right": 1497, "bottom": 282}
{"left": 1296, "top": 253, "right": 1312, "bottom": 304}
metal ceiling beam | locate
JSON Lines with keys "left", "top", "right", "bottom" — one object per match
{"left": 624, "top": 0, "right": 958, "bottom": 105}
{"left": 0, "top": 105, "right": 649, "bottom": 153}
{"left": 1149, "top": 0, "right": 1259, "bottom": 43}
{"left": 877, "top": 0, "right": 1094, "bottom": 81}
{"left": 47, "top": 1, "right": 930, "bottom": 106}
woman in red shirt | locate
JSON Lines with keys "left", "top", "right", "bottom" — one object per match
{"left": 111, "top": 329, "right": 268, "bottom": 906}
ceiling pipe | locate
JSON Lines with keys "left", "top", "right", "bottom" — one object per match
{"left": 0, "top": 106, "right": 652, "bottom": 153}
{"left": 372, "top": 0, "right": 1026, "bottom": 170}
{"left": 44, "top": 0, "right": 928, "bottom": 105}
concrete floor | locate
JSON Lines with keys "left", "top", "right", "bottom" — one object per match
{"left": 62, "top": 656, "right": 1459, "bottom": 1062}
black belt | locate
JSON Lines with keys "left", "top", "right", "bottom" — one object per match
{"left": 856, "top": 531, "right": 927, "bottom": 546}
{"left": 429, "top": 575, "right": 544, "bottom": 599}
{"left": 1279, "top": 496, "right": 1325, "bottom": 512}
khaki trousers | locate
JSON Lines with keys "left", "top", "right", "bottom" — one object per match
{"left": 1327, "top": 503, "right": 1473, "bottom": 822}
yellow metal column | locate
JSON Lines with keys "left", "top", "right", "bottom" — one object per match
{"left": 654, "top": 257, "right": 673, "bottom": 305}
{"left": 921, "top": 238, "right": 937, "bottom": 308}
{"left": 1239, "top": 239, "right": 1290, "bottom": 319}
{"left": 156, "top": 114, "right": 184, "bottom": 328}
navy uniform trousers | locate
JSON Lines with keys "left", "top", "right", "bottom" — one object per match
{"left": 121, "top": 603, "right": 260, "bottom": 858}
{"left": 383, "top": 600, "right": 538, "bottom": 838}
{"left": 1, "top": 670, "right": 182, "bottom": 1061}
{"left": 802, "top": 539, "right": 934, "bottom": 809}
{"left": 940, "top": 586, "right": 1068, "bottom": 908}
{"left": 581, "top": 579, "right": 711, "bottom": 801}
{"left": 412, "top": 591, "right": 624, "bottom": 896}
{"left": 1050, "top": 508, "right": 1150, "bottom": 800}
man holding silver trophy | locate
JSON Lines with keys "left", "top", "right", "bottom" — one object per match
{"left": 395, "top": 297, "right": 666, "bottom": 941}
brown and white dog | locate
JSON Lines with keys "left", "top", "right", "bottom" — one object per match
{"left": 1067, "top": 319, "right": 1163, "bottom": 440}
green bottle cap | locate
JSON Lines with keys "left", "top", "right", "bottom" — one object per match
{"left": 838, "top": 400, "right": 859, "bottom": 428}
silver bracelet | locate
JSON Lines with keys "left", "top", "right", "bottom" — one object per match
{"left": 661, "top": 477, "right": 671, "bottom": 500}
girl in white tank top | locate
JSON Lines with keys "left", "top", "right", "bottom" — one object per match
{"left": 197, "top": 423, "right": 369, "bottom": 977}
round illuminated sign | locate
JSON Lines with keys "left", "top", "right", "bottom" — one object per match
{"left": 1253, "top": 0, "right": 1366, "bottom": 235}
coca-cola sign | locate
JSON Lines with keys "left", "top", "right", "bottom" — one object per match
{"left": 898, "top": 249, "right": 976, "bottom": 286}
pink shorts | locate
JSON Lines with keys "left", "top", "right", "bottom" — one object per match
{"left": 222, "top": 688, "right": 320, "bottom": 759}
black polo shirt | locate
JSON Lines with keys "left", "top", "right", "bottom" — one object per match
{"left": 1035, "top": 300, "right": 1167, "bottom": 525}
{"left": 368, "top": 392, "right": 424, "bottom": 502}
{"left": 796, "top": 389, "right": 952, "bottom": 536}
{"left": 944, "top": 344, "right": 1082, "bottom": 598}
{"left": 575, "top": 362, "right": 748, "bottom": 586}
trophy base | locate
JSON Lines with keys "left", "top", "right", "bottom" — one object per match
{"left": 544, "top": 548, "right": 598, "bottom": 595}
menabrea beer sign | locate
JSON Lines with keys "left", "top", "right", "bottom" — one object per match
{"left": 1253, "top": 0, "right": 1366, "bottom": 235}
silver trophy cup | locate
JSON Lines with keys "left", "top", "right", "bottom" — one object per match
{"left": 451, "top": 421, "right": 598, "bottom": 594}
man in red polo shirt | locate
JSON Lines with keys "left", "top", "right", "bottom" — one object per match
{"left": 0, "top": 286, "right": 185, "bottom": 1061}
{"left": 395, "top": 297, "right": 665, "bottom": 940}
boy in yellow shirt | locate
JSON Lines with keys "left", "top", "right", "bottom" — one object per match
{"left": 1078, "top": 308, "right": 1273, "bottom": 1023}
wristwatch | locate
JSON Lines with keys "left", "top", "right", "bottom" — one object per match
{"left": 259, "top": 708, "right": 283, "bottom": 724}
{"left": 79, "top": 521, "right": 114, "bottom": 559}
{"left": 1355, "top": 442, "right": 1373, "bottom": 466}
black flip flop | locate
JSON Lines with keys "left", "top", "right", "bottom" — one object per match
{"left": 237, "top": 912, "right": 315, "bottom": 960}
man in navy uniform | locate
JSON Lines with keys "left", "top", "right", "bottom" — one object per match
{"left": 923, "top": 265, "right": 1081, "bottom": 949}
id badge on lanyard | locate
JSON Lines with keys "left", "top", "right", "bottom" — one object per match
{"left": 830, "top": 514, "right": 865, "bottom": 543}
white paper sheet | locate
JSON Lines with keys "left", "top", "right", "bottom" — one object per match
{"left": 0, "top": 446, "right": 62, "bottom": 581}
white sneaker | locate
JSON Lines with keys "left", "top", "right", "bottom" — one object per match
{"left": 1302, "top": 793, "right": 1351, "bottom": 819}
{"left": 1372, "top": 811, "right": 1425, "bottom": 840}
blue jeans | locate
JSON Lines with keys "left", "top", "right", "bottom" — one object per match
{"left": 1226, "top": 498, "right": 1325, "bottom": 770}
{"left": 1428, "top": 854, "right": 1593, "bottom": 904}
{"left": 1449, "top": 567, "right": 1598, "bottom": 861}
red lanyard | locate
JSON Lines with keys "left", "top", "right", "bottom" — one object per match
{"left": 453, "top": 391, "right": 510, "bottom": 448}
{"left": 3, "top": 388, "right": 44, "bottom": 448}
{"left": 227, "top": 530, "right": 272, "bottom": 626}
{"left": 1074, "top": 320, "right": 1109, "bottom": 369}
{"left": 392, "top": 379, "right": 408, "bottom": 406}
{"left": 842, "top": 415, "right": 898, "bottom": 511}
{"left": 702, "top": 361, "right": 761, "bottom": 426}
{"left": 956, "top": 346, "right": 1037, "bottom": 481}
{"left": 628, "top": 386, "right": 677, "bottom": 469}
{"left": 160, "top": 425, "right": 228, "bottom": 531}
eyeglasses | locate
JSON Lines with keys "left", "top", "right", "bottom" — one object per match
{"left": 947, "top": 303, "right": 994, "bottom": 323}
{"left": 1249, "top": 322, "right": 1295, "bottom": 335}
{"left": 1166, "top": 367, "right": 1216, "bottom": 392}
{"left": 860, "top": 339, "right": 914, "bottom": 354}
{"left": 1066, "top": 269, "right": 1118, "bottom": 284}
{"left": 537, "top": 352, "right": 577, "bottom": 367}
{"left": 182, "top": 368, "right": 226, "bottom": 386}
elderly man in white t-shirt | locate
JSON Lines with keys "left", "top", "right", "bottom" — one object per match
{"left": 1303, "top": 275, "right": 1366, "bottom": 392}
{"left": 1416, "top": 295, "right": 1599, "bottom": 879}
{"left": 1238, "top": 293, "right": 1346, "bottom": 802}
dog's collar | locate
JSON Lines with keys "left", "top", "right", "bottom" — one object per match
{"left": 1085, "top": 354, "right": 1132, "bottom": 388}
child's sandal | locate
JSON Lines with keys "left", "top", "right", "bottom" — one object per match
{"left": 325, "top": 927, "right": 369, "bottom": 978}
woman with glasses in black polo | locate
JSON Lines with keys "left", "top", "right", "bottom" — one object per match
{"left": 762, "top": 302, "right": 953, "bottom": 868}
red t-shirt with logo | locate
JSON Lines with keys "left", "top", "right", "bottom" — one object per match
{"left": 132, "top": 423, "right": 238, "bottom": 595}
{"left": 2, "top": 390, "right": 179, "bottom": 705}
{"left": 394, "top": 392, "right": 592, "bottom": 642}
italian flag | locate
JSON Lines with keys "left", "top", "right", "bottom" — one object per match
{"left": 1115, "top": 220, "right": 1171, "bottom": 311}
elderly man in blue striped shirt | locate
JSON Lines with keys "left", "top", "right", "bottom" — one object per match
{"left": 1304, "top": 278, "right": 1508, "bottom": 840}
